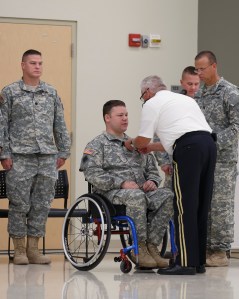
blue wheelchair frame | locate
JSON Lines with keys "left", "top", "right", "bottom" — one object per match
{"left": 62, "top": 185, "right": 177, "bottom": 273}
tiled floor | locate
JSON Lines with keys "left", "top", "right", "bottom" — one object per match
{"left": 0, "top": 253, "right": 238, "bottom": 299}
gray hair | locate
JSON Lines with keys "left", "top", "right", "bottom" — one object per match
{"left": 140, "top": 75, "right": 167, "bottom": 94}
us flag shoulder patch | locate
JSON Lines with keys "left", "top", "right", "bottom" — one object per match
{"left": 84, "top": 148, "right": 95, "bottom": 155}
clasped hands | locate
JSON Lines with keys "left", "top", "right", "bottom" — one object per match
{"left": 121, "top": 180, "right": 157, "bottom": 192}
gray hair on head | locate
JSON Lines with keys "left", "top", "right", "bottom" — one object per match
{"left": 140, "top": 75, "right": 167, "bottom": 94}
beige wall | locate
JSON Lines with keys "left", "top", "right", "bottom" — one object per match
{"left": 0, "top": 0, "right": 198, "bottom": 197}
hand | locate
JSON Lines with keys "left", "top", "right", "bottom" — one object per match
{"left": 121, "top": 181, "right": 140, "bottom": 189}
{"left": 1, "top": 158, "right": 13, "bottom": 170}
{"left": 142, "top": 180, "right": 158, "bottom": 192}
{"left": 123, "top": 139, "right": 134, "bottom": 151}
{"left": 137, "top": 146, "right": 151, "bottom": 154}
{"left": 138, "top": 143, "right": 164, "bottom": 154}
{"left": 56, "top": 158, "right": 66, "bottom": 169}
{"left": 161, "top": 164, "right": 173, "bottom": 175}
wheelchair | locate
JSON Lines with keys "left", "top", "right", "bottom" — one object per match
{"left": 62, "top": 186, "right": 176, "bottom": 274}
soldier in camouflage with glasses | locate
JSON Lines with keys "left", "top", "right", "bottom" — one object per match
{"left": 195, "top": 50, "right": 239, "bottom": 267}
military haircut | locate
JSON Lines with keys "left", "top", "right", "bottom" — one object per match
{"left": 195, "top": 50, "right": 217, "bottom": 64}
{"left": 103, "top": 100, "right": 126, "bottom": 121}
{"left": 181, "top": 66, "right": 197, "bottom": 79}
{"left": 22, "top": 49, "right": 42, "bottom": 62}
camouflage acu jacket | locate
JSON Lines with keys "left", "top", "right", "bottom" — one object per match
{"left": 195, "top": 77, "right": 239, "bottom": 163}
{"left": 0, "top": 80, "right": 71, "bottom": 159}
{"left": 80, "top": 132, "right": 162, "bottom": 194}
{"left": 0, "top": 108, "right": 3, "bottom": 149}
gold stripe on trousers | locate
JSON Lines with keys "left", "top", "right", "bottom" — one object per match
{"left": 173, "top": 160, "right": 187, "bottom": 266}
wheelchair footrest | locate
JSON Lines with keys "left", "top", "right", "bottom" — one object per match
{"left": 114, "top": 256, "right": 122, "bottom": 262}
{"left": 114, "top": 249, "right": 130, "bottom": 263}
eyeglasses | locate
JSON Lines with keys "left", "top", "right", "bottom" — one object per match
{"left": 140, "top": 88, "right": 149, "bottom": 101}
{"left": 194, "top": 63, "right": 213, "bottom": 74}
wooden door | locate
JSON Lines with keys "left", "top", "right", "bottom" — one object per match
{"left": 0, "top": 19, "right": 74, "bottom": 251}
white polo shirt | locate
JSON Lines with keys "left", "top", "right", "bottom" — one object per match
{"left": 138, "top": 90, "right": 212, "bottom": 155}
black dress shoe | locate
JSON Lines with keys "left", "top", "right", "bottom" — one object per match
{"left": 157, "top": 264, "right": 196, "bottom": 275}
{"left": 196, "top": 265, "right": 206, "bottom": 274}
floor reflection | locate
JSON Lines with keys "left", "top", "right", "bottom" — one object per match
{"left": 0, "top": 254, "right": 238, "bottom": 299}
{"left": 7, "top": 264, "right": 51, "bottom": 299}
{"left": 114, "top": 270, "right": 168, "bottom": 299}
{"left": 62, "top": 261, "right": 236, "bottom": 299}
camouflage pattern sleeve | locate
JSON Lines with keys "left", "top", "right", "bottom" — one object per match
{"left": 0, "top": 103, "right": 4, "bottom": 149}
{"left": 53, "top": 94, "right": 71, "bottom": 159}
{"left": 216, "top": 88, "right": 239, "bottom": 151}
{"left": 80, "top": 137, "right": 124, "bottom": 191}
{"left": 154, "top": 151, "right": 171, "bottom": 167}
{"left": 0, "top": 90, "right": 12, "bottom": 158}
{"left": 144, "top": 153, "right": 162, "bottom": 186}
{"left": 152, "top": 134, "right": 171, "bottom": 166}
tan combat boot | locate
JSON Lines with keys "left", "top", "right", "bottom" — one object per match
{"left": 131, "top": 242, "right": 157, "bottom": 268}
{"left": 206, "top": 250, "right": 229, "bottom": 267}
{"left": 27, "top": 236, "right": 51, "bottom": 264}
{"left": 147, "top": 242, "right": 169, "bottom": 268}
{"left": 12, "top": 237, "right": 29, "bottom": 265}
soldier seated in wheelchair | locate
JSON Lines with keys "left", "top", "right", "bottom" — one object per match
{"left": 80, "top": 100, "right": 174, "bottom": 268}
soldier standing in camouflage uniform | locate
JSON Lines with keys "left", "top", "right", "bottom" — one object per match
{"left": 154, "top": 66, "right": 200, "bottom": 188}
{"left": 80, "top": 100, "right": 174, "bottom": 269}
{"left": 195, "top": 50, "right": 239, "bottom": 266}
{"left": 0, "top": 49, "right": 71, "bottom": 265}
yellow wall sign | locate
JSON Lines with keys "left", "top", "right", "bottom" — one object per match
{"left": 149, "top": 34, "right": 161, "bottom": 47}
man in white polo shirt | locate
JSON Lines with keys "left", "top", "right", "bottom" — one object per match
{"left": 124, "top": 75, "right": 217, "bottom": 275}
{"left": 153, "top": 66, "right": 200, "bottom": 188}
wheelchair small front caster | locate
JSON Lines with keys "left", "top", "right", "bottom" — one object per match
{"left": 120, "top": 260, "right": 132, "bottom": 273}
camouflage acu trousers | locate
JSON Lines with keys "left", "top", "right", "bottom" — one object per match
{"left": 207, "top": 161, "right": 237, "bottom": 251}
{"left": 108, "top": 187, "right": 173, "bottom": 245}
{"left": 6, "top": 154, "right": 57, "bottom": 237}
{"left": 163, "top": 174, "right": 173, "bottom": 189}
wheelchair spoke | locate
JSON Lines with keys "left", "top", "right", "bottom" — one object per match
{"left": 62, "top": 194, "right": 111, "bottom": 270}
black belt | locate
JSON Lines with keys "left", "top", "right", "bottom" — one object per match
{"left": 174, "top": 131, "right": 217, "bottom": 147}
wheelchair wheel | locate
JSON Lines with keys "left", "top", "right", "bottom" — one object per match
{"left": 62, "top": 193, "right": 111, "bottom": 271}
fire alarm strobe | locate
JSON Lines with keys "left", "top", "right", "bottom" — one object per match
{"left": 128, "top": 33, "right": 141, "bottom": 47}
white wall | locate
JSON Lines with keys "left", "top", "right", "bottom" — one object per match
{"left": 0, "top": 0, "right": 198, "bottom": 196}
